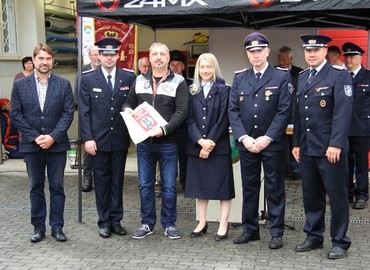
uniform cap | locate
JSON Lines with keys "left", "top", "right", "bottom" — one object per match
{"left": 170, "top": 50, "right": 186, "bottom": 64}
{"left": 94, "top": 37, "right": 121, "bottom": 55}
{"left": 342, "top": 42, "right": 365, "bottom": 56}
{"left": 243, "top": 32, "right": 269, "bottom": 51}
{"left": 300, "top": 34, "right": 332, "bottom": 49}
{"left": 0, "top": 98, "right": 10, "bottom": 108}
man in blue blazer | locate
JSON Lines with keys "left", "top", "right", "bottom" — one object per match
{"left": 229, "top": 32, "right": 292, "bottom": 249}
{"left": 342, "top": 42, "right": 370, "bottom": 209}
{"left": 10, "top": 43, "right": 74, "bottom": 243}
{"left": 75, "top": 45, "right": 101, "bottom": 192}
{"left": 78, "top": 37, "right": 136, "bottom": 238}
{"left": 293, "top": 35, "right": 352, "bottom": 259}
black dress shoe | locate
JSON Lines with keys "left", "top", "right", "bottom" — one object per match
{"left": 81, "top": 178, "right": 93, "bottom": 192}
{"left": 30, "top": 230, "right": 45, "bottom": 243}
{"left": 233, "top": 232, "right": 260, "bottom": 244}
{"left": 269, "top": 237, "right": 283, "bottom": 249}
{"left": 295, "top": 239, "right": 323, "bottom": 252}
{"left": 214, "top": 227, "right": 229, "bottom": 241}
{"left": 353, "top": 199, "right": 367, "bottom": 209}
{"left": 327, "top": 246, "right": 347, "bottom": 259}
{"left": 51, "top": 228, "right": 67, "bottom": 242}
{"left": 99, "top": 226, "right": 111, "bottom": 238}
{"left": 111, "top": 224, "right": 127, "bottom": 235}
{"left": 190, "top": 222, "right": 208, "bottom": 238}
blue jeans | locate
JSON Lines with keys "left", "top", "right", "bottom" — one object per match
{"left": 25, "top": 151, "right": 66, "bottom": 232}
{"left": 137, "top": 142, "right": 178, "bottom": 229}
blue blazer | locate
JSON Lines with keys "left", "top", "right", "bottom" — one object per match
{"left": 10, "top": 73, "right": 74, "bottom": 153}
{"left": 229, "top": 64, "right": 292, "bottom": 151}
{"left": 78, "top": 67, "right": 136, "bottom": 151}
{"left": 187, "top": 79, "right": 231, "bottom": 156}
{"left": 348, "top": 66, "right": 370, "bottom": 137}
{"left": 293, "top": 62, "right": 353, "bottom": 156}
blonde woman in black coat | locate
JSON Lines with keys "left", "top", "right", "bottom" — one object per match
{"left": 185, "top": 53, "right": 235, "bottom": 241}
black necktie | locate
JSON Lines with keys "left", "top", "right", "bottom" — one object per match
{"left": 107, "top": 74, "right": 113, "bottom": 92}
{"left": 350, "top": 72, "right": 355, "bottom": 79}
{"left": 255, "top": 72, "right": 261, "bottom": 82}
{"left": 307, "top": 69, "right": 317, "bottom": 85}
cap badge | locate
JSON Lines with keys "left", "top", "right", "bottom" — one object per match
{"left": 308, "top": 39, "right": 316, "bottom": 44}
{"left": 251, "top": 40, "right": 259, "bottom": 46}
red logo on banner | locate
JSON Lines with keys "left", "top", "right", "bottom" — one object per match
{"left": 96, "top": 0, "right": 120, "bottom": 12}
{"left": 249, "top": 0, "right": 273, "bottom": 8}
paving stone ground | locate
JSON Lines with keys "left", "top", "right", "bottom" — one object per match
{"left": 0, "top": 157, "right": 369, "bottom": 270}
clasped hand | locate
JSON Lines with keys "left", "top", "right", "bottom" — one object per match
{"left": 198, "top": 138, "right": 216, "bottom": 159}
{"left": 35, "top": 135, "right": 54, "bottom": 150}
{"left": 242, "top": 135, "right": 271, "bottom": 153}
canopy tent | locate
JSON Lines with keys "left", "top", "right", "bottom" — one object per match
{"left": 74, "top": 0, "right": 370, "bottom": 223}
{"left": 77, "top": 0, "right": 370, "bottom": 30}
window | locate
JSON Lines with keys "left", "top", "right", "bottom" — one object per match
{"left": 1, "top": 0, "right": 18, "bottom": 55}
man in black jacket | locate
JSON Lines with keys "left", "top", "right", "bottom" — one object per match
{"left": 277, "top": 45, "right": 303, "bottom": 180}
{"left": 293, "top": 34, "right": 352, "bottom": 260}
{"left": 79, "top": 37, "right": 136, "bottom": 238}
{"left": 342, "top": 42, "right": 370, "bottom": 209}
{"left": 124, "top": 42, "right": 189, "bottom": 240}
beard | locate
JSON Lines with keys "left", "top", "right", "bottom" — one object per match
{"left": 36, "top": 65, "right": 51, "bottom": 74}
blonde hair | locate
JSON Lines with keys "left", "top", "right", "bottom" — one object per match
{"left": 191, "top": 53, "right": 223, "bottom": 95}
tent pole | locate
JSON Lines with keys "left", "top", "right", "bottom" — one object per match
{"left": 77, "top": 15, "right": 83, "bottom": 224}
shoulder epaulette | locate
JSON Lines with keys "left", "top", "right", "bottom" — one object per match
{"left": 299, "top": 67, "right": 309, "bottom": 75}
{"left": 332, "top": 65, "right": 344, "bottom": 70}
{"left": 276, "top": 67, "right": 289, "bottom": 72}
{"left": 122, "top": 67, "right": 135, "bottom": 73}
{"left": 82, "top": 68, "right": 94, "bottom": 75}
{"left": 235, "top": 68, "right": 248, "bottom": 74}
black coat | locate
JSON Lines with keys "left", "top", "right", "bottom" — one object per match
{"left": 187, "top": 79, "right": 231, "bottom": 156}
{"left": 229, "top": 64, "right": 292, "bottom": 152}
{"left": 348, "top": 66, "right": 370, "bottom": 137}
{"left": 293, "top": 61, "right": 353, "bottom": 156}
{"left": 78, "top": 67, "right": 136, "bottom": 151}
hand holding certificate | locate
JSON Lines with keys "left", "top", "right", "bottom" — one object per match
{"left": 121, "top": 101, "right": 168, "bottom": 144}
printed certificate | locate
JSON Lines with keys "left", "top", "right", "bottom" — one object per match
{"left": 121, "top": 101, "right": 168, "bottom": 144}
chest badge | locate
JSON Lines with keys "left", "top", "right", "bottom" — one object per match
{"left": 265, "top": 90, "right": 272, "bottom": 101}
{"left": 320, "top": 100, "right": 326, "bottom": 108}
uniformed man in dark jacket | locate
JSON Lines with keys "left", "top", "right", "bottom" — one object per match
{"left": 342, "top": 42, "right": 370, "bottom": 210}
{"left": 229, "top": 32, "right": 292, "bottom": 249}
{"left": 75, "top": 45, "right": 100, "bottom": 192}
{"left": 292, "top": 34, "right": 353, "bottom": 260}
{"left": 78, "top": 37, "right": 136, "bottom": 238}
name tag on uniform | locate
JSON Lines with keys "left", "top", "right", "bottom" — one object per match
{"left": 120, "top": 86, "right": 129, "bottom": 91}
{"left": 93, "top": 88, "right": 102, "bottom": 92}
{"left": 265, "top": 86, "right": 278, "bottom": 90}
{"left": 315, "top": 86, "right": 330, "bottom": 92}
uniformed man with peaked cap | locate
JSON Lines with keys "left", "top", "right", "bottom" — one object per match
{"left": 78, "top": 37, "right": 136, "bottom": 238}
{"left": 342, "top": 41, "right": 370, "bottom": 210}
{"left": 229, "top": 32, "right": 292, "bottom": 249}
{"left": 292, "top": 34, "right": 353, "bottom": 259}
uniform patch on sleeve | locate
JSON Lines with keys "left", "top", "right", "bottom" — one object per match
{"left": 344, "top": 85, "right": 353, "bottom": 97}
{"left": 288, "top": 83, "right": 294, "bottom": 94}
